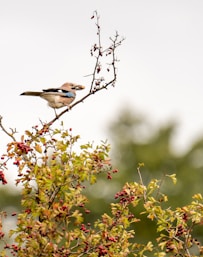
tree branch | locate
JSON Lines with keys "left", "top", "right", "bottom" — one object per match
{"left": 44, "top": 11, "right": 124, "bottom": 127}
{"left": 0, "top": 116, "right": 17, "bottom": 141}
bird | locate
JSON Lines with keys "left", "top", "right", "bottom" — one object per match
{"left": 20, "top": 82, "right": 85, "bottom": 109}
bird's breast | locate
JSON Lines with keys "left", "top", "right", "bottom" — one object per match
{"left": 40, "top": 94, "right": 65, "bottom": 108}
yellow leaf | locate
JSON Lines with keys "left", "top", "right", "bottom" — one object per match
{"left": 25, "top": 130, "right": 32, "bottom": 137}
{"left": 20, "top": 135, "right": 24, "bottom": 142}
{"left": 35, "top": 144, "right": 42, "bottom": 153}
{"left": 192, "top": 193, "right": 203, "bottom": 200}
{"left": 166, "top": 174, "right": 177, "bottom": 184}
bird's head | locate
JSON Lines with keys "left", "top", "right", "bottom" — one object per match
{"left": 61, "top": 83, "right": 85, "bottom": 91}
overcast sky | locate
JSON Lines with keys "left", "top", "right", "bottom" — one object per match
{"left": 1, "top": 0, "right": 203, "bottom": 163}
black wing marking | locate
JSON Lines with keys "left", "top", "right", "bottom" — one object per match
{"left": 43, "top": 88, "right": 69, "bottom": 93}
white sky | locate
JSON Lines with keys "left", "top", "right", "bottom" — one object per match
{"left": 1, "top": 0, "right": 203, "bottom": 162}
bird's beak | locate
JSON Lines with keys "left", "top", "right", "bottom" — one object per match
{"left": 73, "top": 85, "right": 85, "bottom": 90}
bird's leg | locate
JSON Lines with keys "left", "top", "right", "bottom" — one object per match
{"left": 65, "top": 104, "right": 71, "bottom": 110}
{"left": 54, "top": 108, "right": 59, "bottom": 118}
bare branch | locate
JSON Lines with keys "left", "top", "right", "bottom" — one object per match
{"left": 0, "top": 116, "right": 17, "bottom": 141}
{"left": 44, "top": 12, "right": 124, "bottom": 128}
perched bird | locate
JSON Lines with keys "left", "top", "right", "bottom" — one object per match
{"left": 20, "top": 82, "right": 85, "bottom": 109}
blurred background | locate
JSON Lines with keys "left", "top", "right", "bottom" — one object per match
{"left": 1, "top": 0, "right": 203, "bottom": 253}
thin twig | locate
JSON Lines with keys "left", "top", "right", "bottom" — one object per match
{"left": 137, "top": 165, "right": 147, "bottom": 202}
{"left": 0, "top": 116, "right": 16, "bottom": 141}
{"left": 89, "top": 11, "right": 102, "bottom": 93}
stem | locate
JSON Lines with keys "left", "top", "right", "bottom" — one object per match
{"left": 0, "top": 116, "right": 16, "bottom": 141}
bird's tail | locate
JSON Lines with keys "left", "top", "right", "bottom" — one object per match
{"left": 20, "top": 91, "right": 42, "bottom": 96}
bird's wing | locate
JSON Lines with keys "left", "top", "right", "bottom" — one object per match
{"left": 42, "top": 88, "right": 75, "bottom": 97}
{"left": 41, "top": 91, "right": 76, "bottom": 98}
{"left": 42, "top": 88, "right": 61, "bottom": 92}
{"left": 63, "top": 91, "right": 75, "bottom": 98}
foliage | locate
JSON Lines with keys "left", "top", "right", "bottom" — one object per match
{"left": 107, "top": 108, "right": 203, "bottom": 246}
{"left": 108, "top": 108, "right": 203, "bottom": 205}
{"left": 0, "top": 125, "right": 203, "bottom": 256}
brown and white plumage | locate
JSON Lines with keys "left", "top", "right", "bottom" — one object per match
{"left": 20, "top": 82, "right": 85, "bottom": 109}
